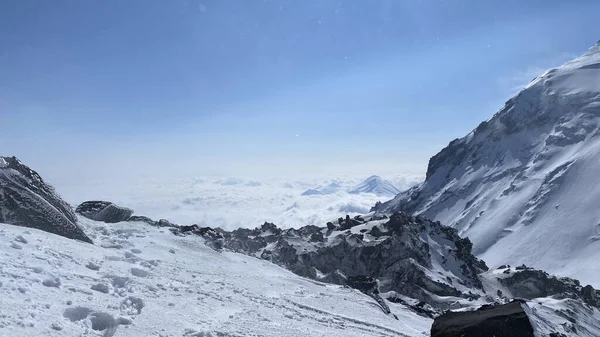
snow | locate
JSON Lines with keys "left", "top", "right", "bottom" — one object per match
{"left": 0, "top": 219, "right": 432, "bottom": 336}
{"left": 348, "top": 175, "right": 400, "bottom": 197}
{"left": 523, "top": 298, "right": 600, "bottom": 337}
{"left": 379, "top": 42, "right": 600, "bottom": 287}
{"left": 0, "top": 157, "right": 7, "bottom": 168}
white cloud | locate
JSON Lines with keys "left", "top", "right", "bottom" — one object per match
{"left": 56, "top": 173, "right": 423, "bottom": 230}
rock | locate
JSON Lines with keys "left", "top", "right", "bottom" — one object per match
{"left": 326, "top": 222, "right": 335, "bottom": 230}
{"left": 76, "top": 201, "right": 133, "bottom": 223}
{"left": 179, "top": 225, "right": 199, "bottom": 233}
{"left": 499, "top": 269, "right": 600, "bottom": 307}
{"left": 86, "top": 262, "right": 101, "bottom": 271}
{"left": 431, "top": 300, "right": 534, "bottom": 337}
{"left": 199, "top": 212, "right": 488, "bottom": 306}
{"left": 128, "top": 215, "right": 158, "bottom": 226}
{"left": 346, "top": 276, "right": 378, "bottom": 293}
{"left": 42, "top": 277, "right": 61, "bottom": 288}
{"left": 0, "top": 156, "right": 92, "bottom": 243}
{"left": 158, "top": 219, "right": 177, "bottom": 227}
{"left": 91, "top": 283, "right": 110, "bottom": 294}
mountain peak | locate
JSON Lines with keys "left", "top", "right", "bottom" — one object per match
{"left": 375, "top": 41, "right": 600, "bottom": 285}
{"left": 348, "top": 175, "right": 400, "bottom": 196}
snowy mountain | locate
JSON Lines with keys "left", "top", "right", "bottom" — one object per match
{"left": 301, "top": 182, "right": 343, "bottom": 196}
{"left": 0, "top": 156, "right": 92, "bottom": 243}
{"left": 184, "top": 212, "right": 600, "bottom": 336}
{"left": 348, "top": 175, "right": 400, "bottom": 196}
{"left": 3, "top": 157, "right": 600, "bottom": 335}
{"left": 375, "top": 41, "right": 600, "bottom": 286}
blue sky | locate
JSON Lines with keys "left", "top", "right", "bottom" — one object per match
{"left": 2, "top": 0, "right": 600, "bottom": 182}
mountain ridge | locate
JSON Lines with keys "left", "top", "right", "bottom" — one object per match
{"left": 375, "top": 41, "right": 600, "bottom": 286}
{"left": 0, "top": 156, "right": 92, "bottom": 243}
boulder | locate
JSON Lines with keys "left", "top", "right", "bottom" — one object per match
{"left": 76, "top": 201, "right": 133, "bottom": 223}
{"left": 431, "top": 300, "right": 534, "bottom": 337}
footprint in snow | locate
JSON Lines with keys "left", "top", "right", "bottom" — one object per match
{"left": 14, "top": 235, "right": 28, "bottom": 244}
{"left": 86, "top": 261, "right": 101, "bottom": 271}
{"left": 130, "top": 268, "right": 150, "bottom": 277}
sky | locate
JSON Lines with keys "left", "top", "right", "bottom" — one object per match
{"left": 2, "top": 0, "right": 600, "bottom": 184}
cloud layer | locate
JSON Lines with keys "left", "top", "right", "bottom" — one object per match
{"left": 56, "top": 174, "right": 423, "bottom": 230}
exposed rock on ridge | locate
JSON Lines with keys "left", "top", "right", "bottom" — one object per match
{"left": 0, "top": 156, "right": 92, "bottom": 243}
{"left": 76, "top": 201, "right": 133, "bottom": 223}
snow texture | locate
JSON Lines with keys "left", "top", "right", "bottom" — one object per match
{"left": 376, "top": 41, "right": 600, "bottom": 287}
{"left": 0, "top": 219, "right": 432, "bottom": 336}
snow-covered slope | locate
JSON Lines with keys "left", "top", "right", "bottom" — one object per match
{"left": 197, "top": 212, "right": 488, "bottom": 311}
{"left": 0, "top": 219, "right": 432, "bottom": 337}
{"left": 0, "top": 156, "right": 92, "bottom": 243}
{"left": 348, "top": 175, "right": 400, "bottom": 196}
{"left": 376, "top": 41, "right": 600, "bottom": 286}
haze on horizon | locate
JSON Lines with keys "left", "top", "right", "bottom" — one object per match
{"left": 2, "top": 0, "right": 600, "bottom": 186}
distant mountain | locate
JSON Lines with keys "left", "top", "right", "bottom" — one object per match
{"left": 374, "top": 41, "right": 600, "bottom": 285}
{"left": 0, "top": 156, "right": 92, "bottom": 243}
{"left": 300, "top": 182, "right": 342, "bottom": 196}
{"left": 348, "top": 175, "right": 400, "bottom": 196}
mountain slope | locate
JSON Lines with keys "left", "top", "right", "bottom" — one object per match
{"left": 0, "top": 156, "right": 92, "bottom": 243}
{"left": 0, "top": 219, "right": 432, "bottom": 337}
{"left": 349, "top": 175, "right": 400, "bottom": 196}
{"left": 375, "top": 41, "right": 600, "bottom": 286}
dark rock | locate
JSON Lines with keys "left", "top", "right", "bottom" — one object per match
{"left": 76, "top": 201, "right": 133, "bottom": 223}
{"left": 128, "top": 215, "right": 157, "bottom": 226}
{"left": 200, "top": 212, "right": 488, "bottom": 305}
{"left": 0, "top": 156, "right": 92, "bottom": 243}
{"left": 498, "top": 269, "right": 600, "bottom": 307}
{"left": 179, "top": 225, "right": 199, "bottom": 233}
{"left": 346, "top": 275, "right": 377, "bottom": 293}
{"left": 309, "top": 232, "right": 324, "bottom": 243}
{"left": 326, "top": 222, "right": 335, "bottom": 230}
{"left": 158, "top": 219, "right": 177, "bottom": 228}
{"left": 515, "top": 264, "right": 529, "bottom": 270}
{"left": 431, "top": 300, "right": 534, "bottom": 337}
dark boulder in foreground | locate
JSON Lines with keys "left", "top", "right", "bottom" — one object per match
{"left": 76, "top": 201, "right": 133, "bottom": 223}
{"left": 431, "top": 300, "right": 534, "bottom": 337}
{"left": 0, "top": 156, "right": 92, "bottom": 243}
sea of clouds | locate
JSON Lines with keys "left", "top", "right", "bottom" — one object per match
{"left": 55, "top": 174, "right": 423, "bottom": 230}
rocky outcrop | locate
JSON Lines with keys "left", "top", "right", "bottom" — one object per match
{"left": 0, "top": 156, "right": 92, "bottom": 243}
{"left": 490, "top": 267, "right": 600, "bottom": 307}
{"left": 76, "top": 201, "right": 133, "bottom": 223}
{"left": 431, "top": 300, "right": 534, "bottom": 337}
{"left": 191, "top": 213, "right": 489, "bottom": 307}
